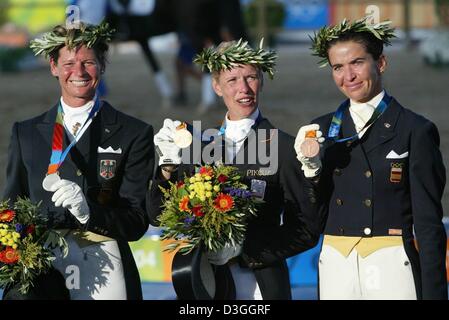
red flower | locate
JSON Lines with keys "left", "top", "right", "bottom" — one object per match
{"left": 0, "top": 209, "right": 15, "bottom": 222}
{"left": 214, "top": 193, "right": 234, "bottom": 213}
{"left": 25, "top": 225, "right": 35, "bottom": 235}
{"left": 0, "top": 247, "right": 20, "bottom": 264}
{"left": 176, "top": 181, "right": 185, "bottom": 188}
{"left": 217, "top": 174, "right": 228, "bottom": 183}
{"left": 199, "top": 166, "right": 213, "bottom": 177}
{"left": 179, "top": 196, "right": 191, "bottom": 212}
{"left": 192, "top": 205, "right": 204, "bottom": 217}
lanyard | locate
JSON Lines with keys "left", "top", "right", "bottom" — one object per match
{"left": 47, "top": 99, "right": 101, "bottom": 174}
{"left": 327, "top": 92, "right": 392, "bottom": 143}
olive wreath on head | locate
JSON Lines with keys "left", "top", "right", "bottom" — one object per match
{"left": 310, "top": 16, "right": 396, "bottom": 67}
{"left": 194, "top": 38, "right": 277, "bottom": 79}
{"left": 30, "top": 21, "right": 114, "bottom": 59}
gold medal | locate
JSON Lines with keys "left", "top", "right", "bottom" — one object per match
{"left": 174, "top": 122, "right": 193, "bottom": 148}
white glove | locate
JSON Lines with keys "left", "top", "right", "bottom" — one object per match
{"left": 50, "top": 179, "right": 90, "bottom": 224}
{"left": 206, "top": 243, "right": 242, "bottom": 265}
{"left": 154, "top": 118, "right": 182, "bottom": 166}
{"left": 294, "top": 124, "right": 324, "bottom": 178}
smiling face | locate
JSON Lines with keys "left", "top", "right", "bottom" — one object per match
{"left": 50, "top": 45, "right": 102, "bottom": 107}
{"left": 212, "top": 64, "right": 262, "bottom": 120}
{"left": 328, "top": 40, "right": 386, "bottom": 103}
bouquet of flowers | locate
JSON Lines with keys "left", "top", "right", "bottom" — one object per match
{"left": 0, "top": 198, "right": 68, "bottom": 294}
{"left": 158, "top": 165, "right": 259, "bottom": 254}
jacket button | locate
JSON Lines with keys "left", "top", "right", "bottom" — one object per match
{"left": 76, "top": 169, "right": 83, "bottom": 177}
{"left": 339, "top": 227, "right": 344, "bottom": 235}
{"left": 336, "top": 198, "right": 343, "bottom": 206}
{"left": 334, "top": 168, "right": 342, "bottom": 176}
{"left": 365, "top": 170, "right": 372, "bottom": 178}
{"left": 364, "top": 199, "right": 372, "bottom": 207}
{"left": 363, "top": 227, "right": 372, "bottom": 235}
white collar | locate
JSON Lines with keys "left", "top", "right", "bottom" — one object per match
{"left": 350, "top": 90, "right": 385, "bottom": 111}
{"left": 225, "top": 108, "right": 260, "bottom": 129}
{"left": 60, "top": 95, "right": 97, "bottom": 116}
{"left": 224, "top": 108, "right": 260, "bottom": 143}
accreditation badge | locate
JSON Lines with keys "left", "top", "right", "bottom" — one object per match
{"left": 390, "top": 163, "right": 403, "bottom": 183}
{"left": 251, "top": 179, "right": 267, "bottom": 200}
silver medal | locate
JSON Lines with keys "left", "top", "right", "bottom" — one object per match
{"left": 42, "top": 173, "right": 61, "bottom": 191}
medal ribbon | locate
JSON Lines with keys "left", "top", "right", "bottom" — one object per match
{"left": 327, "top": 92, "right": 392, "bottom": 143}
{"left": 47, "top": 99, "right": 101, "bottom": 174}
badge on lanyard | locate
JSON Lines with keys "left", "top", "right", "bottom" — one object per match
{"left": 251, "top": 179, "right": 267, "bottom": 200}
{"left": 390, "top": 163, "right": 403, "bottom": 183}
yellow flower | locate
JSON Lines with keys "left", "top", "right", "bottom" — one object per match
{"left": 189, "top": 177, "right": 196, "bottom": 184}
{"left": 0, "top": 229, "right": 7, "bottom": 236}
{"left": 7, "top": 239, "right": 14, "bottom": 246}
{"left": 204, "top": 176, "right": 211, "bottom": 181}
{"left": 213, "top": 185, "right": 220, "bottom": 192}
{"left": 205, "top": 183, "right": 212, "bottom": 191}
{"left": 206, "top": 192, "right": 212, "bottom": 198}
{"left": 0, "top": 237, "right": 6, "bottom": 244}
{"left": 12, "top": 244, "right": 18, "bottom": 250}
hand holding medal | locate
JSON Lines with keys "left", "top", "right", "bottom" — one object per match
{"left": 300, "top": 130, "right": 321, "bottom": 158}
{"left": 294, "top": 124, "right": 324, "bottom": 178}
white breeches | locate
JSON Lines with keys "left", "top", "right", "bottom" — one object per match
{"left": 319, "top": 244, "right": 417, "bottom": 300}
{"left": 52, "top": 234, "right": 127, "bottom": 300}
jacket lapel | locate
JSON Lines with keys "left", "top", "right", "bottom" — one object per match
{"left": 35, "top": 104, "right": 59, "bottom": 151}
{"left": 74, "top": 101, "right": 122, "bottom": 159}
{"left": 363, "top": 98, "right": 401, "bottom": 154}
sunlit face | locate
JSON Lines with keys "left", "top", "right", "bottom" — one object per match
{"left": 328, "top": 40, "right": 386, "bottom": 103}
{"left": 50, "top": 45, "right": 102, "bottom": 107}
{"left": 212, "top": 64, "right": 262, "bottom": 120}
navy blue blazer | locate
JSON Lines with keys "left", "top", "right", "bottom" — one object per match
{"left": 314, "top": 97, "right": 447, "bottom": 300}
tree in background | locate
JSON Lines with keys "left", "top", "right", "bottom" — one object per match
{"left": 435, "top": 0, "right": 449, "bottom": 26}
{"left": 244, "top": 0, "right": 285, "bottom": 47}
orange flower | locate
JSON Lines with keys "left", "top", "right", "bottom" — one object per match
{"left": 199, "top": 166, "right": 213, "bottom": 177}
{"left": 0, "top": 247, "right": 20, "bottom": 264}
{"left": 179, "top": 196, "right": 191, "bottom": 212}
{"left": 0, "top": 209, "right": 15, "bottom": 222}
{"left": 214, "top": 193, "right": 234, "bottom": 213}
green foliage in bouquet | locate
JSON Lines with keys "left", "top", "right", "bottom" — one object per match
{"left": 0, "top": 198, "right": 68, "bottom": 294}
{"left": 158, "top": 165, "right": 259, "bottom": 254}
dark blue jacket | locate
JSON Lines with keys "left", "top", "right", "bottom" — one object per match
{"left": 314, "top": 97, "right": 447, "bottom": 300}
